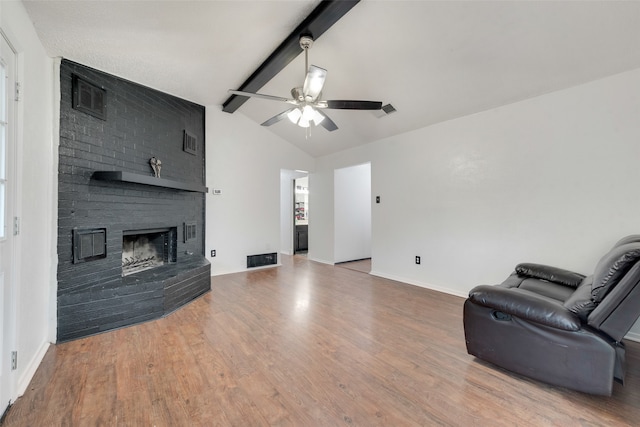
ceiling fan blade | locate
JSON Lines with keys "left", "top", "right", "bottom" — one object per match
{"left": 302, "top": 65, "right": 327, "bottom": 101}
{"left": 316, "top": 110, "right": 338, "bottom": 132}
{"left": 228, "top": 89, "right": 296, "bottom": 104}
{"left": 261, "top": 108, "right": 296, "bottom": 127}
{"left": 325, "top": 100, "right": 383, "bottom": 110}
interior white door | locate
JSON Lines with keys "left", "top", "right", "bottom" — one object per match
{"left": 0, "top": 32, "right": 17, "bottom": 414}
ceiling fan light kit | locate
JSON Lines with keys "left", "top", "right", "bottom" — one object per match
{"left": 287, "top": 105, "right": 325, "bottom": 128}
{"left": 228, "top": 35, "right": 384, "bottom": 134}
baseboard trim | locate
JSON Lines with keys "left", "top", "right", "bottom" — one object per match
{"left": 625, "top": 331, "right": 640, "bottom": 343}
{"left": 335, "top": 257, "right": 371, "bottom": 265}
{"left": 211, "top": 263, "right": 282, "bottom": 277}
{"left": 307, "top": 257, "right": 334, "bottom": 266}
{"left": 16, "top": 341, "right": 50, "bottom": 400}
{"left": 369, "top": 270, "right": 468, "bottom": 298}
{"left": 245, "top": 263, "right": 282, "bottom": 271}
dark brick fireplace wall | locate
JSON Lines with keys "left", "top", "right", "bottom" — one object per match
{"left": 57, "top": 60, "right": 210, "bottom": 342}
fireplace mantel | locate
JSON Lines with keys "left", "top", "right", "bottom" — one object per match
{"left": 92, "top": 171, "right": 208, "bottom": 193}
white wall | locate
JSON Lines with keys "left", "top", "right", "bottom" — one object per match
{"left": 1, "top": 0, "right": 56, "bottom": 400}
{"left": 205, "top": 108, "right": 314, "bottom": 275}
{"left": 308, "top": 168, "right": 334, "bottom": 265}
{"left": 334, "top": 163, "right": 371, "bottom": 263}
{"left": 314, "top": 67, "right": 640, "bottom": 334}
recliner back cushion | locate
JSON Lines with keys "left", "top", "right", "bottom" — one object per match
{"left": 612, "top": 235, "right": 640, "bottom": 248}
{"left": 592, "top": 242, "right": 640, "bottom": 303}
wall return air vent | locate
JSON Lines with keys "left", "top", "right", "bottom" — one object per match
{"left": 247, "top": 253, "right": 278, "bottom": 268}
{"left": 72, "top": 74, "right": 107, "bottom": 120}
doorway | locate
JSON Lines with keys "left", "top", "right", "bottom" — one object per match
{"left": 293, "top": 176, "right": 309, "bottom": 254}
{"left": 0, "top": 31, "right": 17, "bottom": 414}
{"left": 279, "top": 169, "right": 308, "bottom": 256}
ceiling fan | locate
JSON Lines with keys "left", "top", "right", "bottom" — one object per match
{"left": 228, "top": 35, "right": 383, "bottom": 132}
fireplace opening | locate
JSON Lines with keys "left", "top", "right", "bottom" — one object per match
{"left": 122, "top": 227, "right": 177, "bottom": 276}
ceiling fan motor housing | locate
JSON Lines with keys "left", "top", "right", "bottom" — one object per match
{"left": 299, "top": 35, "right": 314, "bottom": 50}
{"left": 291, "top": 87, "right": 305, "bottom": 102}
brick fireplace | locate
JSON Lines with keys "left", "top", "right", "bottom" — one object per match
{"left": 57, "top": 60, "right": 210, "bottom": 342}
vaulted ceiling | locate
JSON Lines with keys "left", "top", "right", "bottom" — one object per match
{"left": 23, "top": 0, "right": 640, "bottom": 157}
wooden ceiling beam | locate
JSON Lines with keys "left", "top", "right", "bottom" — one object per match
{"left": 222, "top": 0, "right": 360, "bottom": 114}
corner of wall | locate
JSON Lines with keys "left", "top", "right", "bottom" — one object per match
{"left": 49, "top": 57, "right": 61, "bottom": 343}
{"left": 205, "top": 107, "right": 315, "bottom": 276}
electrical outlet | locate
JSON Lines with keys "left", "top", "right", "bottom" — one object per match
{"left": 415, "top": 256, "right": 421, "bottom": 265}
{"left": 211, "top": 249, "right": 216, "bottom": 257}
{"left": 376, "top": 196, "right": 380, "bottom": 204}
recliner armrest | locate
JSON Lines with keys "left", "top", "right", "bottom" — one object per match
{"left": 515, "top": 263, "right": 586, "bottom": 288}
{"left": 468, "top": 285, "right": 582, "bottom": 331}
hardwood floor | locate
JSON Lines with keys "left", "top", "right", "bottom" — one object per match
{"left": 4, "top": 255, "right": 640, "bottom": 426}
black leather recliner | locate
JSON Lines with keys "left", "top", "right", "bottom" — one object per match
{"left": 463, "top": 235, "right": 640, "bottom": 395}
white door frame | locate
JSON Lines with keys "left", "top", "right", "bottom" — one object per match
{"left": 0, "top": 28, "right": 18, "bottom": 414}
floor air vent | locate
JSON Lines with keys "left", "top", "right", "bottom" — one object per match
{"left": 247, "top": 252, "right": 277, "bottom": 268}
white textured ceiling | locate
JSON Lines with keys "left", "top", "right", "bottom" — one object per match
{"left": 22, "top": 0, "right": 640, "bottom": 157}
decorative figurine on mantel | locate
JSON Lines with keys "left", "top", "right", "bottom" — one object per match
{"left": 149, "top": 157, "right": 162, "bottom": 178}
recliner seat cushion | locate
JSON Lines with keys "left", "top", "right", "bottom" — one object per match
{"left": 592, "top": 242, "right": 640, "bottom": 303}
{"left": 515, "top": 263, "right": 586, "bottom": 288}
{"left": 517, "top": 278, "right": 575, "bottom": 302}
{"left": 499, "top": 274, "right": 576, "bottom": 302}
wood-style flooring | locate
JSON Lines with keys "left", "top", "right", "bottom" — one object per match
{"left": 3, "top": 255, "right": 640, "bottom": 426}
